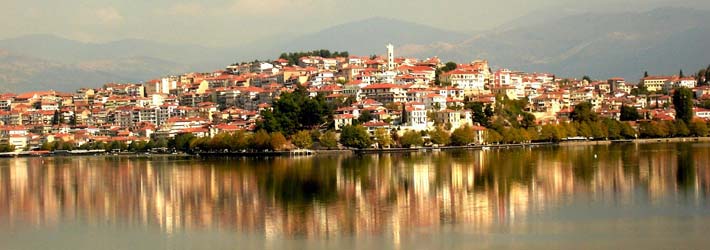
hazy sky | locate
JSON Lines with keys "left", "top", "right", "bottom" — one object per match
{"left": 1, "top": 0, "right": 707, "bottom": 47}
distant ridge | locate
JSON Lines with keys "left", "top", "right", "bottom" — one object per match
{"left": 1, "top": 8, "right": 710, "bottom": 92}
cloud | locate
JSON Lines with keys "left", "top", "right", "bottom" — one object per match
{"left": 95, "top": 7, "right": 123, "bottom": 24}
{"left": 160, "top": 2, "right": 208, "bottom": 16}
{"left": 228, "top": 0, "right": 325, "bottom": 16}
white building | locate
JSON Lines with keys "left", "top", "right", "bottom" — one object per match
{"left": 386, "top": 44, "right": 395, "bottom": 71}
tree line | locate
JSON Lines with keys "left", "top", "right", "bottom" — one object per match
{"left": 256, "top": 84, "right": 333, "bottom": 136}
{"left": 279, "top": 50, "right": 349, "bottom": 65}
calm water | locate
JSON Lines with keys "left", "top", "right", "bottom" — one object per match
{"left": 1, "top": 142, "right": 709, "bottom": 250}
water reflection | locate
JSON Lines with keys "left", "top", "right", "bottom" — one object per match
{"left": 0, "top": 143, "right": 709, "bottom": 240}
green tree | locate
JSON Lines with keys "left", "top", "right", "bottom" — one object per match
{"left": 358, "top": 110, "right": 375, "bottom": 124}
{"left": 590, "top": 121, "right": 608, "bottom": 139}
{"left": 339, "top": 125, "right": 372, "bottom": 149}
{"left": 540, "top": 124, "right": 563, "bottom": 142}
{"left": 484, "top": 130, "right": 503, "bottom": 144}
{"left": 128, "top": 141, "right": 148, "bottom": 152}
{"left": 672, "top": 87, "right": 694, "bottom": 123}
{"left": 582, "top": 75, "right": 592, "bottom": 83}
{"left": 228, "top": 131, "right": 251, "bottom": 151}
{"left": 620, "top": 122, "right": 637, "bottom": 139}
{"left": 429, "top": 126, "right": 451, "bottom": 145}
{"left": 466, "top": 101, "right": 490, "bottom": 127}
{"left": 319, "top": 130, "right": 339, "bottom": 149}
{"left": 603, "top": 119, "right": 622, "bottom": 139}
{"left": 399, "top": 130, "right": 423, "bottom": 148}
{"left": 577, "top": 122, "right": 592, "bottom": 138}
{"left": 674, "top": 120, "right": 690, "bottom": 137}
{"left": 450, "top": 125, "right": 477, "bottom": 146}
{"left": 0, "top": 143, "right": 15, "bottom": 152}
{"left": 51, "top": 110, "right": 61, "bottom": 125}
{"left": 520, "top": 112, "right": 537, "bottom": 129}
{"left": 291, "top": 130, "right": 313, "bottom": 149}
{"left": 251, "top": 129, "right": 272, "bottom": 151}
{"left": 170, "top": 133, "right": 196, "bottom": 152}
{"left": 689, "top": 119, "right": 709, "bottom": 136}
{"left": 441, "top": 62, "right": 457, "bottom": 72}
{"left": 256, "top": 84, "right": 332, "bottom": 135}
{"left": 620, "top": 105, "right": 640, "bottom": 121}
{"left": 374, "top": 128, "right": 392, "bottom": 148}
{"left": 571, "top": 102, "right": 597, "bottom": 123}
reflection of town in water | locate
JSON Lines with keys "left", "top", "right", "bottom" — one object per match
{"left": 1, "top": 143, "right": 709, "bottom": 241}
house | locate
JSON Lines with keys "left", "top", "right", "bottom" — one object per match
{"left": 333, "top": 114, "right": 354, "bottom": 131}
{"left": 423, "top": 93, "right": 446, "bottom": 111}
{"left": 435, "top": 109, "right": 473, "bottom": 131}
{"left": 362, "top": 83, "right": 407, "bottom": 104}
{"left": 641, "top": 76, "right": 671, "bottom": 92}
{"left": 694, "top": 108, "right": 710, "bottom": 120}
{"left": 402, "top": 102, "right": 428, "bottom": 131}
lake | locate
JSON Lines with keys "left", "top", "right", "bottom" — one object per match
{"left": 1, "top": 142, "right": 709, "bottom": 249}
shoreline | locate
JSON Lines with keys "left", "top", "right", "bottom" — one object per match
{"left": 3, "top": 137, "right": 710, "bottom": 159}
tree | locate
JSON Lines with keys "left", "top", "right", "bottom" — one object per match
{"left": 620, "top": 122, "right": 637, "bottom": 139}
{"left": 429, "top": 126, "right": 451, "bottom": 145}
{"left": 690, "top": 119, "right": 709, "bottom": 136}
{"left": 466, "top": 101, "right": 490, "bottom": 127}
{"left": 674, "top": 120, "right": 690, "bottom": 137}
{"left": 270, "top": 132, "right": 288, "bottom": 151}
{"left": 399, "top": 130, "right": 423, "bottom": 148}
{"left": 170, "top": 133, "right": 196, "bottom": 152}
{"left": 582, "top": 75, "right": 592, "bottom": 83}
{"left": 620, "top": 105, "right": 641, "bottom": 121}
{"left": 358, "top": 110, "right": 374, "bottom": 124}
{"left": 51, "top": 110, "right": 61, "bottom": 125}
{"left": 251, "top": 130, "right": 272, "bottom": 151}
{"left": 339, "top": 125, "right": 372, "bottom": 149}
{"left": 69, "top": 115, "right": 77, "bottom": 126}
{"left": 672, "top": 87, "right": 694, "bottom": 123}
{"left": 577, "top": 122, "right": 592, "bottom": 138}
{"left": 128, "top": 141, "right": 148, "bottom": 152}
{"left": 228, "top": 131, "right": 251, "bottom": 151}
{"left": 0, "top": 143, "right": 15, "bottom": 152}
{"left": 450, "top": 125, "right": 477, "bottom": 146}
{"left": 570, "top": 102, "right": 597, "bottom": 122}
{"left": 604, "top": 119, "right": 622, "bottom": 140}
{"left": 644, "top": 71, "right": 649, "bottom": 78}
{"left": 291, "top": 130, "right": 313, "bottom": 149}
{"left": 256, "top": 84, "right": 332, "bottom": 135}
{"left": 108, "top": 141, "right": 126, "bottom": 152}
{"left": 679, "top": 69, "right": 685, "bottom": 78}
{"left": 590, "top": 121, "right": 608, "bottom": 139}
{"left": 374, "top": 128, "right": 392, "bottom": 148}
{"left": 319, "top": 131, "right": 339, "bottom": 149}
{"left": 520, "top": 112, "right": 537, "bottom": 129}
{"left": 441, "top": 62, "right": 457, "bottom": 72}
{"left": 279, "top": 50, "right": 349, "bottom": 65}
{"left": 540, "top": 124, "right": 563, "bottom": 142}
{"left": 484, "top": 130, "right": 503, "bottom": 144}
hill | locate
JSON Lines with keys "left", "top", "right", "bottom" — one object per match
{"left": 415, "top": 7, "right": 710, "bottom": 81}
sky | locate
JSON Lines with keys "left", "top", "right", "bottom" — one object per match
{"left": 1, "top": 0, "right": 708, "bottom": 47}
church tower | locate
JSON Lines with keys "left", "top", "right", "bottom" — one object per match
{"left": 386, "top": 43, "right": 395, "bottom": 71}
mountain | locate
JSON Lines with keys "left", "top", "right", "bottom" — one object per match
{"left": 269, "top": 17, "right": 468, "bottom": 57}
{"left": 412, "top": 7, "right": 710, "bottom": 81}
{"left": 2, "top": 8, "right": 710, "bottom": 92}
{"left": 0, "top": 34, "right": 234, "bottom": 68}
{"left": 0, "top": 35, "right": 239, "bottom": 92}
{"left": 0, "top": 49, "right": 127, "bottom": 92}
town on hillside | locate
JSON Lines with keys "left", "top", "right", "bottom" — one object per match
{"left": 1, "top": 44, "right": 709, "bottom": 153}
